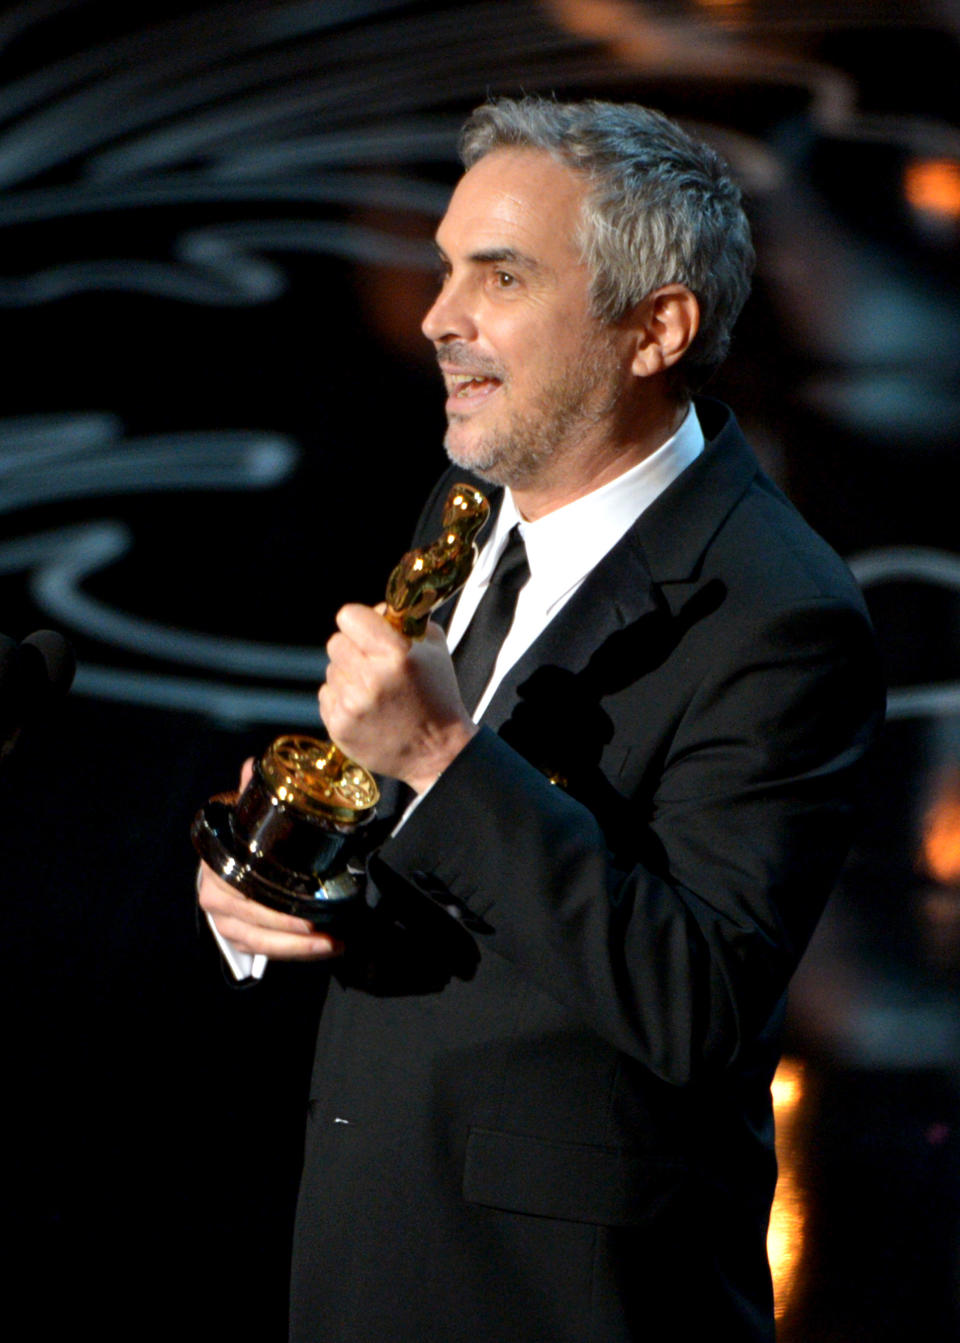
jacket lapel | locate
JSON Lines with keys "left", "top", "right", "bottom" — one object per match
{"left": 481, "top": 400, "right": 759, "bottom": 731}
{"left": 480, "top": 530, "right": 661, "bottom": 732}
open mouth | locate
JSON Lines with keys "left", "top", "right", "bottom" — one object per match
{"left": 445, "top": 372, "right": 503, "bottom": 409}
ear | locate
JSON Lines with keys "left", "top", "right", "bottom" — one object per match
{"left": 629, "top": 285, "right": 700, "bottom": 379}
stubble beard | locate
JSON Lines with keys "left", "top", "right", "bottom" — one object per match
{"left": 443, "top": 337, "right": 623, "bottom": 490}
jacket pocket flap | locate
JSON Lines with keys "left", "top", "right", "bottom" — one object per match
{"left": 463, "top": 1126, "right": 686, "bottom": 1227}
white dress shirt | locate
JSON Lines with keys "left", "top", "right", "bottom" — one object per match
{"left": 445, "top": 404, "right": 705, "bottom": 718}
{"left": 213, "top": 405, "right": 705, "bottom": 979}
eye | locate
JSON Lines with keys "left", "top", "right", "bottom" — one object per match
{"left": 493, "top": 270, "right": 517, "bottom": 289}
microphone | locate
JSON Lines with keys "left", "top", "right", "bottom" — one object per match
{"left": 0, "top": 629, "right": 76, "bottom": 758}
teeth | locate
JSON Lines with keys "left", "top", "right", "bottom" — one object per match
{"left": 452, "top": 374, "right": 490, "bottom": 396}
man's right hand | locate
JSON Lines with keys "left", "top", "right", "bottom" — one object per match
{"left": 196, "top": 757, "right": 345, "bottom": 962}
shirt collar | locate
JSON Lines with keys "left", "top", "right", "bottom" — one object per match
{"left": 476, "top": 404, "right": 705, "bottom": 612}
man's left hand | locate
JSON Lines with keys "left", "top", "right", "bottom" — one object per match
{"left": 319, "top": 604, "right": 476, "bottom": 793}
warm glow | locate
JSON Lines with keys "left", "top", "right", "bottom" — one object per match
{"left": 547, "top": 0, "right": 640, "bottom": 40}
{"left": 770, "top": 1067, "right": 802, "bottom": 1108}
{"left": 768, "top": 1057, "right": 807, "bottom": 1320}
{"left": 544, "top": 0, "right": 673, "bottom": 61}
{"left": 920, "top": 768, "right": 960, "bottom": 885}
{"left": 904, "top": 159, "right": 960, "bottom": 221}
{"left": 771, "top": 1056, "right": 805, "bottom": 1115}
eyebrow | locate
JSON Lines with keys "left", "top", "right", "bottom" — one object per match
{"left": 471, "top": 246, "right": 543, "bottom": 272}
{"left": 433, "top": 242, "right": 548, "bottom": 277}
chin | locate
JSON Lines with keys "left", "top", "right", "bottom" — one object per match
{"left": 443, "top": 425, "right": 499, "bottom": 479}
{"left": 444, "top": 445, "right": 509, "bottom": 487}
{"left": 443, "top": 418, "right": 545, "bottom": 490}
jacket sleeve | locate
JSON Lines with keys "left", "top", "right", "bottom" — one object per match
{"left": 375, "top": 593, "right": 883, "bottom": 1085}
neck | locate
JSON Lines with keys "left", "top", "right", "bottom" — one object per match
{"left": 511, "top": 394, "right": 689, "bottom": 521}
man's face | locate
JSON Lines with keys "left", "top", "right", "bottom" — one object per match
{"left": 421, "top": 148, "right": 635, "bottom": 490}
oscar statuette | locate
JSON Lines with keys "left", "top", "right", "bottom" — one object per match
{"left": 191, "top": 484, "right": 489, "bottom": 936}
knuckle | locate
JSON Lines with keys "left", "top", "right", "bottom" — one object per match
{"left": 196, "top": 875, "right": 221, "bottom": 911}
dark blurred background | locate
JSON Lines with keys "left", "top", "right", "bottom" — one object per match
{"left": 1, "top": 2, "right": 958, "bottom": 1338}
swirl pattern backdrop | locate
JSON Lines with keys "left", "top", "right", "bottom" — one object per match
{"left": 1, "top": 4, "right": 958, "bottom": 1340}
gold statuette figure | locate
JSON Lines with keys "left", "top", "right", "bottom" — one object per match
{"left": 191, "top": 483, "right": 489, "bottom": 931}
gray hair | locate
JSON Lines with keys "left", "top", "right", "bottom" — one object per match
{"left": 459, "top": 97, "right": 754, "bottom": 392}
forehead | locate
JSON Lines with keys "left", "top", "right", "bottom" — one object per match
{"left": 436, "top": 148, "right": 588, "bottom": 265}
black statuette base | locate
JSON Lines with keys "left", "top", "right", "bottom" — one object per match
{"left": 192, "top": 798, "right": 364, "bottom": 934}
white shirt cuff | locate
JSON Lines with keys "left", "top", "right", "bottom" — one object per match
{"left": 205, "top": 909, "right": 268, "bottom": 982}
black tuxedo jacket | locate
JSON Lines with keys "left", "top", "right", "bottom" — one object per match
{"left": 289, "top": 401, "right": 883, "bottom": 1343}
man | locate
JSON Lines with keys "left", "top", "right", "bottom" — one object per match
{"left": 201, "top": 98, "right": 882, "bottom": 1341}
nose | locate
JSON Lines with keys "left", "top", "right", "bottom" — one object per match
{"left": 421, "top": 273, "right": 478, "bottom": 344}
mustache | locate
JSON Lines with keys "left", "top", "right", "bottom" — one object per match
{"left": 435, "top": 344, "right": 505, "bottom": 381}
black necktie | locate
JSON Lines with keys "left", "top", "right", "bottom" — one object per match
{"left": 452, "top": 525, "right": 530, "bottom": 716}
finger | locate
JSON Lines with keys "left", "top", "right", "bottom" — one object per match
{"left": 198, "top": 865, "right": 344, "bottom": 958}
{"left": 325, "top": 629, "right": 369, "bottom": 681}
{"left": 197, "top": 862, "right": 318, "bottom": 936}
{"left": 317, "top": 675, "right": 353, "bottom": 729}
{"left": 239, "top": 756, "right": 255, "bottom": 790}
{"left": 211, "top": 915, "right": 343, "bottom": 961}
{"left": 336, "top": 603, "right": 410, "bottom": 655}
{"left": 320, "top": 662, "right": 366, "bottom": 725}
